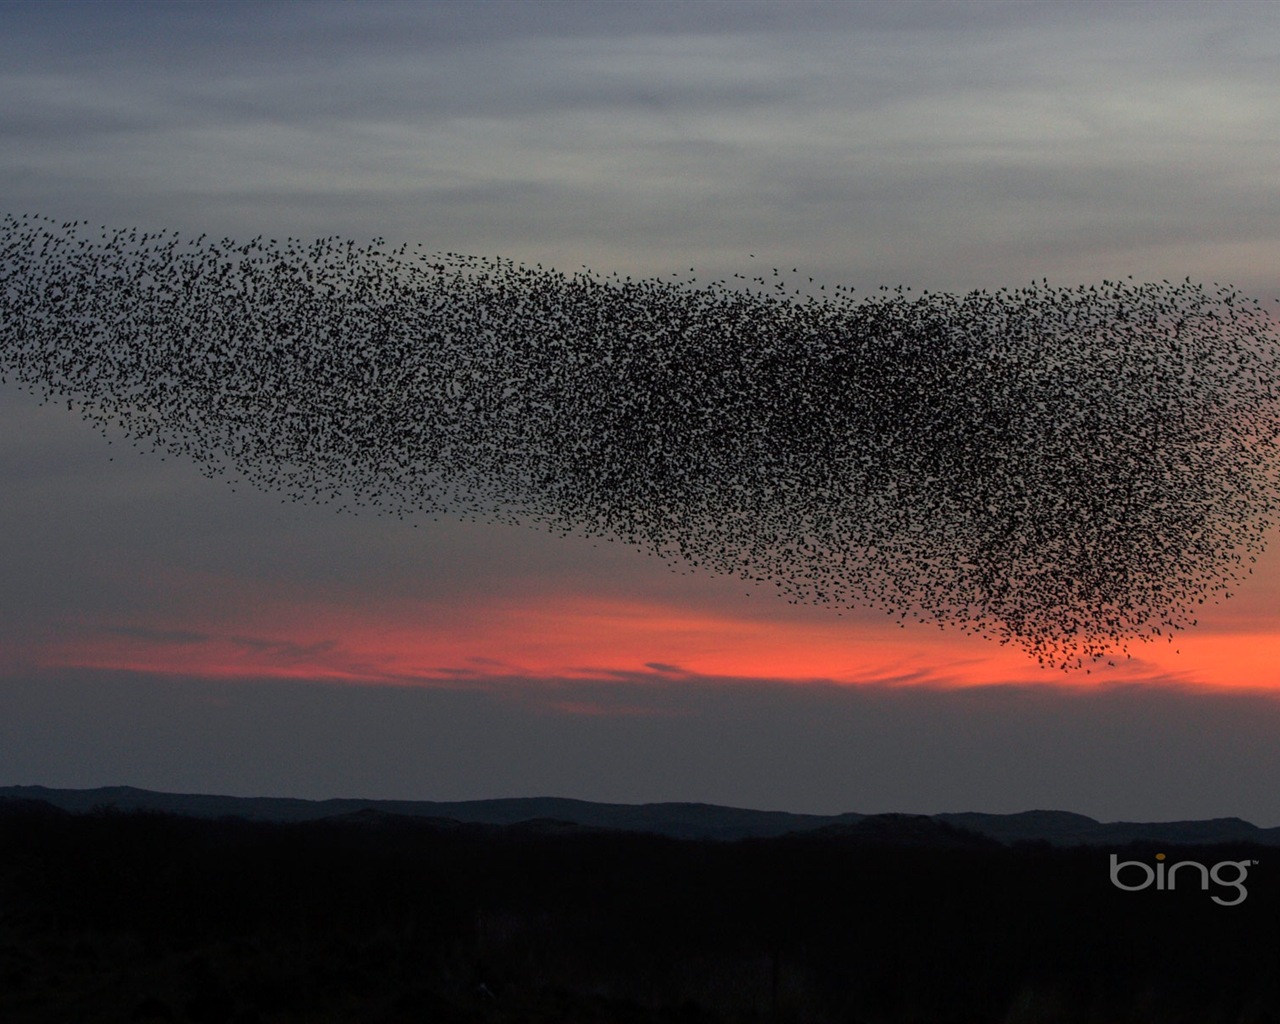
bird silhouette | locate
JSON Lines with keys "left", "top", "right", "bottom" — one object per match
{"left": 3, "top": 213, "right": 1278, "bottom": 669}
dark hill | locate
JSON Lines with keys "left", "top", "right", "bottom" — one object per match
{"left": 3, "top": 785, "right": 1278, "bottom": 846}
{"left": 799, "top": 812, "right": 1002, "bottom": 848}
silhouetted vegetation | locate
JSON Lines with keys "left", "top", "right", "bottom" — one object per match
{"left": 1, "top": 800, "right": 1276, "bottom": 1022}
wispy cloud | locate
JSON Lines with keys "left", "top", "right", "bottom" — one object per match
{"left": 17, "top": 611, "right": 1246, "bottom": 699}
{"left": 3, "top": 2, "right": 1277, "bottom": 293}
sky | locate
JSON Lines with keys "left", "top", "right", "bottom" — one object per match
{"left": 4, "top": 0, "right": 1280, "bottom": 823}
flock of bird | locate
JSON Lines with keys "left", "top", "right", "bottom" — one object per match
{"left": 3, "top": 213, "right": 1279, "bottom": 668}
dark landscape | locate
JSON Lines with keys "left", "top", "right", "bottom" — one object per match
{"left": 2, "top": 790, "right": 1277, "bottom": 1023}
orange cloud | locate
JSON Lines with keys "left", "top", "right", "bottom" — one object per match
{"left": 19, "top": 569, "right": 1277, "bottom": 696}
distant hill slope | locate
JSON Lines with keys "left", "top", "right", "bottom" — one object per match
{"left": 2, "top": 784, "right": 1278, "bottom": 845}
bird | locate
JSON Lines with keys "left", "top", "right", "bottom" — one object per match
{"left": 2, "top": 212, "right": 1278, "bottom": 668}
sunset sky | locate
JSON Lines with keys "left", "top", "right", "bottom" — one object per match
{"left": 4, "top": 0, "right": 1280, "bottom": 823}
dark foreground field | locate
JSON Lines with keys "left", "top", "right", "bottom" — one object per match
{"left": 1, "top": 801, "right": 1277, "bottom": 1023}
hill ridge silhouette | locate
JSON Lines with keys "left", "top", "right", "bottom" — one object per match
{"left": 3, "top": 784, "right": 1278, "bottom": 845}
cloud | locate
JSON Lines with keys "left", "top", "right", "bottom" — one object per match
{"left": 3, "top": 1, "right": 1277, "bottom": 294}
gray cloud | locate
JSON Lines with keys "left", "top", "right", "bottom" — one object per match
{"left": 2, "top": 1, "right": 1277, "bottom": 294}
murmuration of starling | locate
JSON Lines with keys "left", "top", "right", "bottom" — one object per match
{"left": 4, "top": 214, "right": 1280, "bottom": 669}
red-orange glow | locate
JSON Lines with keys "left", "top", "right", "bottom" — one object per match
{"left": 22, "top": 575, "right": 1280, "bottom": 695}
{"left": 1144, "top": 631, "right": 1280, "bottom": 691}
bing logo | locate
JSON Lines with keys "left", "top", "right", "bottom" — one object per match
{"left": 1109, "top": 852, "right": 1257, "bottom": 906}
